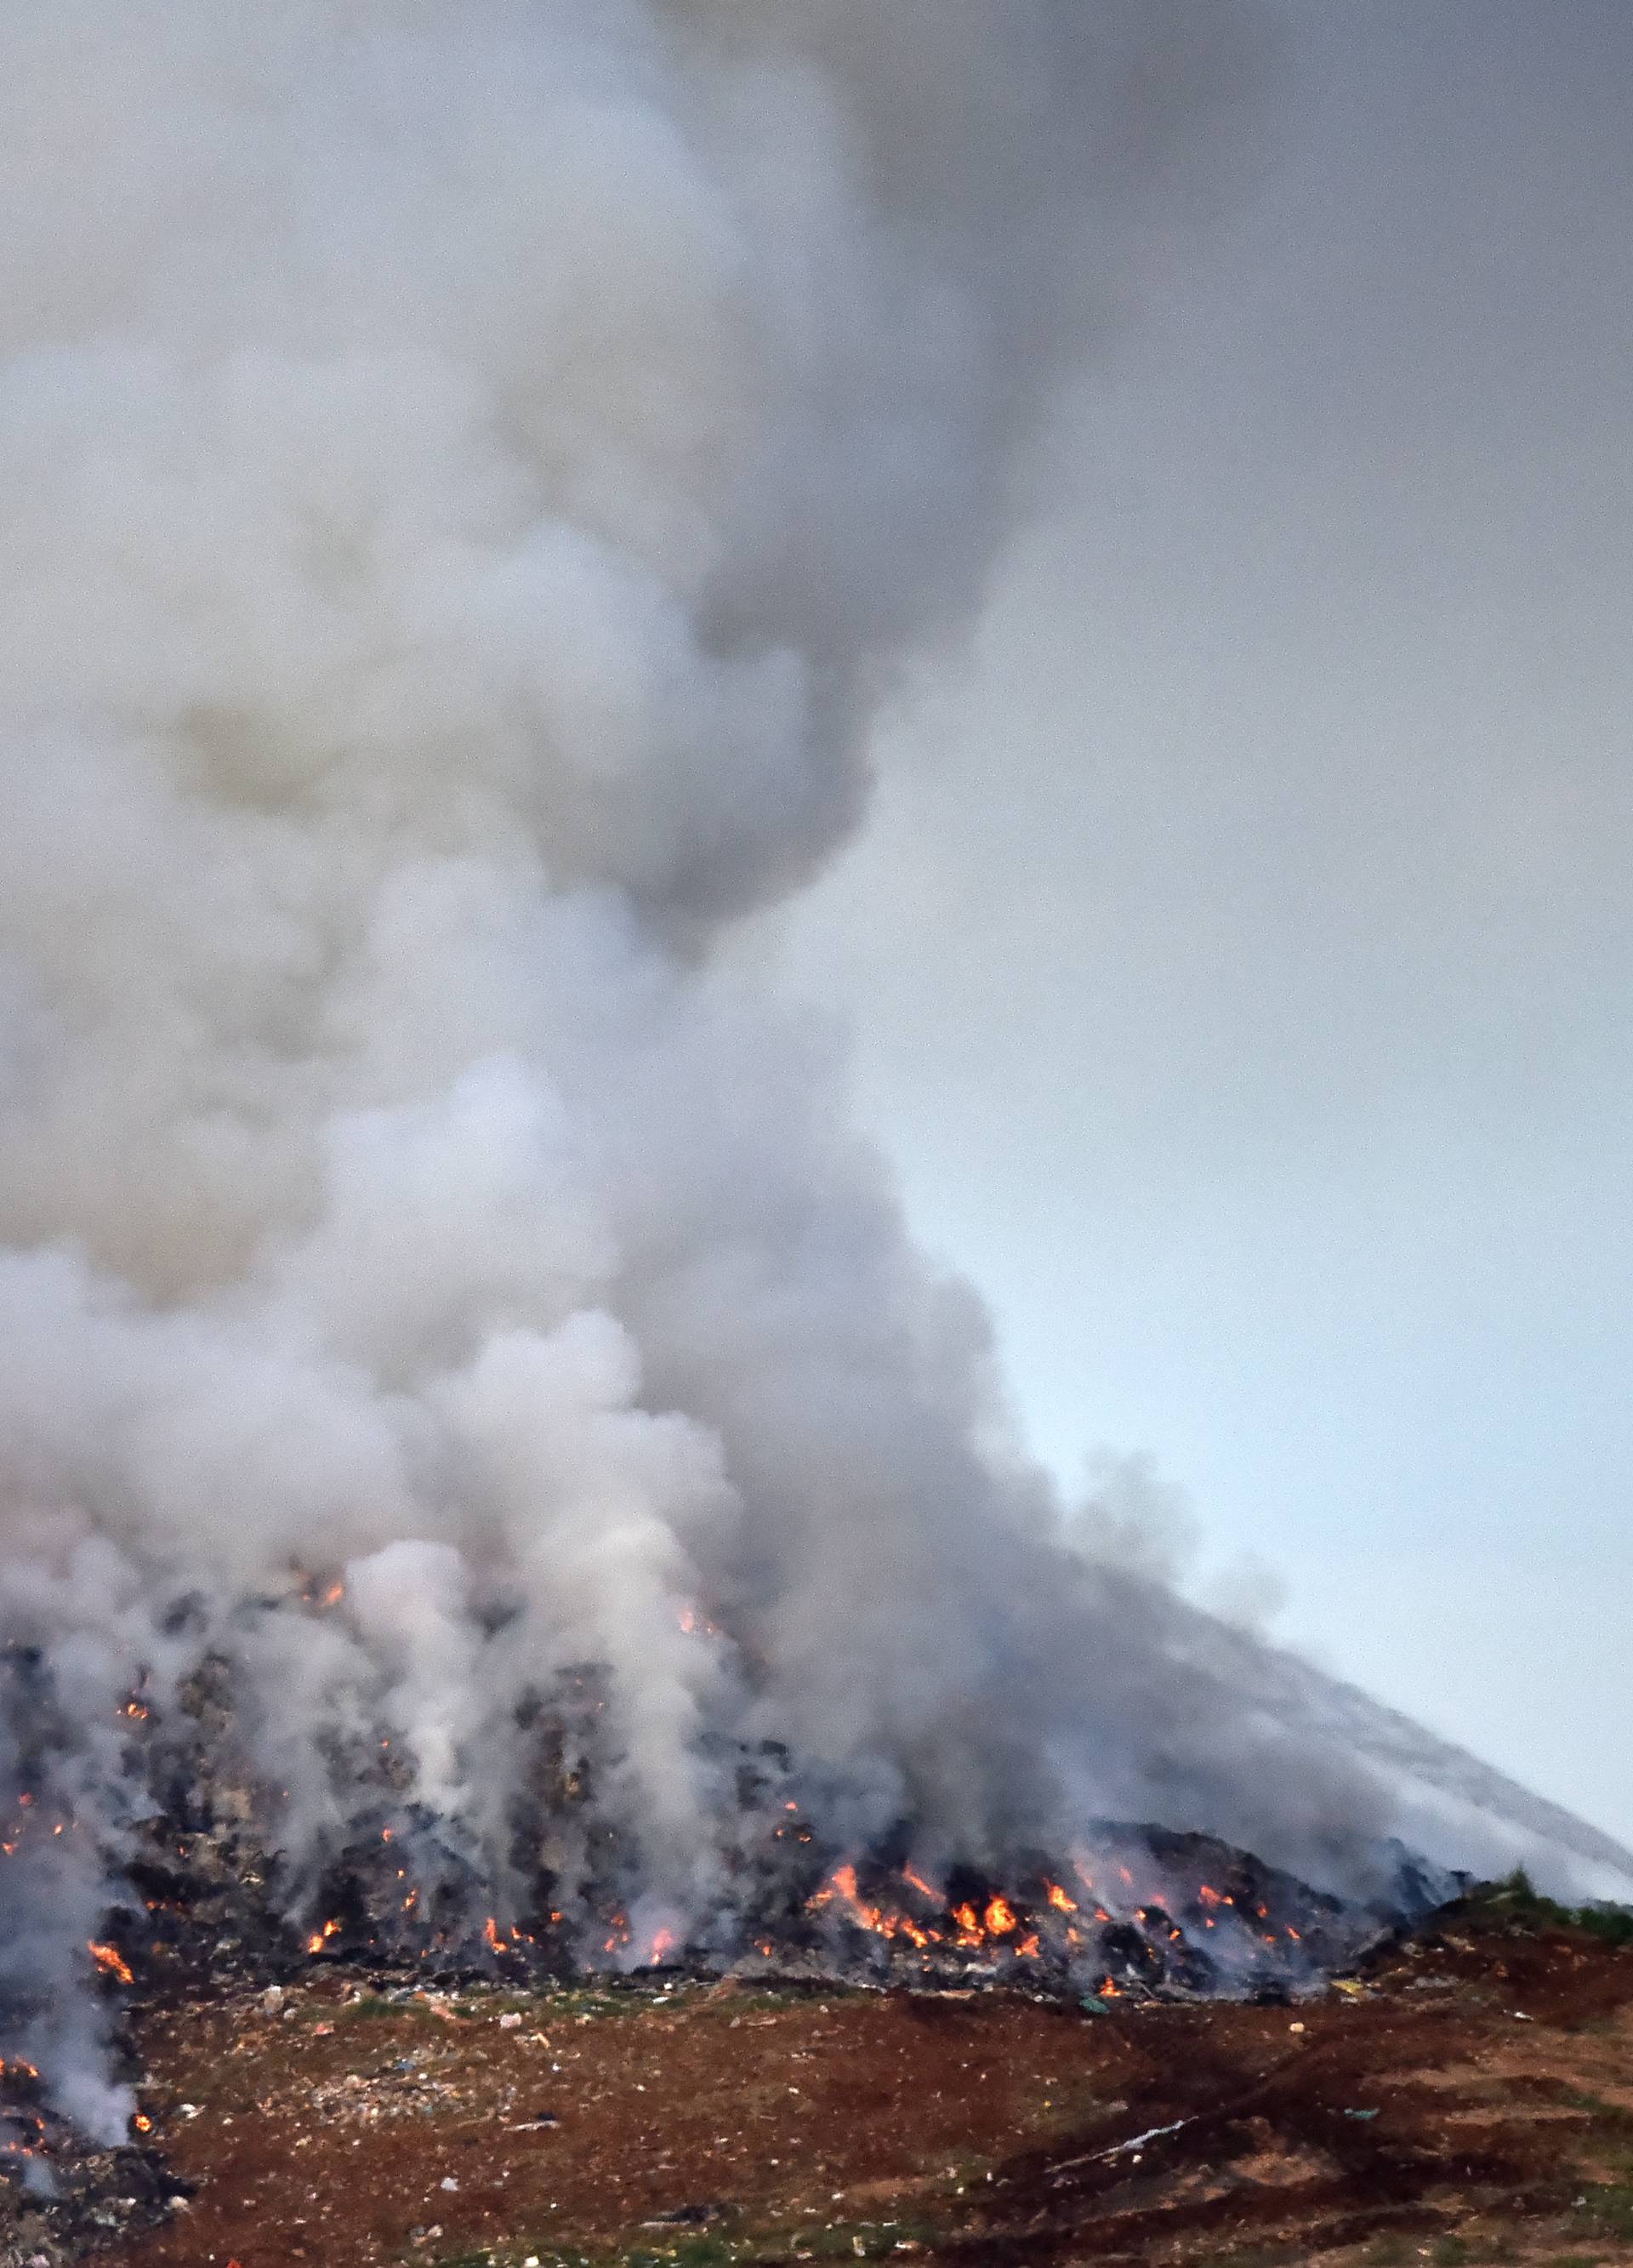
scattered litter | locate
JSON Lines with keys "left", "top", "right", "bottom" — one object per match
{"left": 439, "top": 2174, "right": 460, "bottom": 2191}
{"left": 1343, "top": 2108, "right": 1380, "bottom": 2122}
{"left": 1050, "top": 2117, "right": 1190, "bottom": 2177}
{"left": 498, "top": 2010, "right": 523, "bottom": 2030}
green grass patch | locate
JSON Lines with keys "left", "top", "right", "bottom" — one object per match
{"left": 1562, "top": 2088, "right": 1633, "bottom": 2119}
{"left": 1464, "top": 1871, "right": 1633, "bottom": 1946}
{"left": 1358, "top": 2238, "right": 1414, "bottom": 2267}
{"left": 1576, "top": 2182, "right": 1633, "bottom": 2241}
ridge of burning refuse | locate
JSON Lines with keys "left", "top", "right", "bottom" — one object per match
{"left": 0, "top": 1633, "right": 1440, "bottom": 2179}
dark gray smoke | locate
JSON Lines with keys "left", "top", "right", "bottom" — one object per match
{"left": 0, "top": 0, "right": 1620, "bottom": 2143}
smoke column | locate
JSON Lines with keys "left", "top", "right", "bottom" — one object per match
{"left": 0, "top": 0, "right": 1622, "bottom": 2140}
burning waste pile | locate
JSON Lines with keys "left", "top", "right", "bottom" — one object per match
{"left": 0, "top": 0, "right": 1628, "bottom": 2233}
{"left": 7, "top": 1613, "right": 1390, "bottom": 2013}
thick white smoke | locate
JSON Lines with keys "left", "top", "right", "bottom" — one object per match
{"left": 0, "top": 0, "right": 1621, "bottom": 2140}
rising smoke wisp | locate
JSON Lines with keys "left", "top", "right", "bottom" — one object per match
{"left": 0, "top": 0, "right": 1620, "bottom": 2142}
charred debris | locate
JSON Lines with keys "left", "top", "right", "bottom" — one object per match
{"left": 0, "top": 1633, "right": 1448, "bottom": 2249}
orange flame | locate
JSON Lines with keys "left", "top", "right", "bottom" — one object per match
{"left": 952, "top": 1901, "right": 983, "bottom": 1946}
{"left": 984, "top": 1895, "right": 1016, "bottom": 1935}
{"left": 305, "top": 1918, "right": 341, "bottom": 1955}
{"left": 1044, "top": 1879, "right": 1078, "bottom": 1915}
{"left": 810, "top": 1863, "right": 942, "bottom": 1948}
{"left": 88, "top": 1940, "right": 133, "bottom": 1985}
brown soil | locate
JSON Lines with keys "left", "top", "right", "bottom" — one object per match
{"left": 65, "top": 1917, "right": 1633, "bottom": 2267}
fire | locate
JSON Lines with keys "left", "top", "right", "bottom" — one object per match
{"left": 483, "top": 1917, "right": 503, "bottom": 1951}
{"left": 811, "top": 1863, "right": 940, "bottom": 1949}
{"left": 88, "top": 1940, "right": 133, "bottom": 1985}
{"left": 133, "top": 2111, "right": 152, "bottom": 2133}
{"left": 1044, "top": 1879, "right": 1078, "bottom": 1914}
{"left": 902, "top": 1864, "right": 939, "bottom": 1901}
{"left": 984, "top": 1895, "right": 1016, "bottom": 1935}
{"left": 322, "top": 1582, "right": 345, "bottom": 1606}
{"left": 122, "top": 1699, "right": 148, "bottom": 1720}
{"left": 305, "top": 1918, "right": 341, "bottom": 1955}
{"left": 648, "top": 1926, "right": 677, "bottom": 1963}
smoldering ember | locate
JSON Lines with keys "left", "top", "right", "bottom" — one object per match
{"left": 0, "top": 3, "right": 1629, "bottom": 2265}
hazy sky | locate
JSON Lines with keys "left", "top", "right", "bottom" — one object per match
{"left": 760, "top": 3, "right": 1633, "bottom": 1848}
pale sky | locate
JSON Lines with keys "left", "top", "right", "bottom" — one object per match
{"left": 759, "top": 3, "right": 1633, "bottom": 1850}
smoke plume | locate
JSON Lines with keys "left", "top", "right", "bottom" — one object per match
{"left": 0, "top": 0, "right": 1621, "bottom": 2140}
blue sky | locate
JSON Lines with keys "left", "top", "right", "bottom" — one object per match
{"left": 760, "top": 3, "right": 1633, "bottom": 1848}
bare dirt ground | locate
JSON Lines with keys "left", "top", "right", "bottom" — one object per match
{"left": 25, "top": 1903, "right": 1633, "bottom": 2268}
